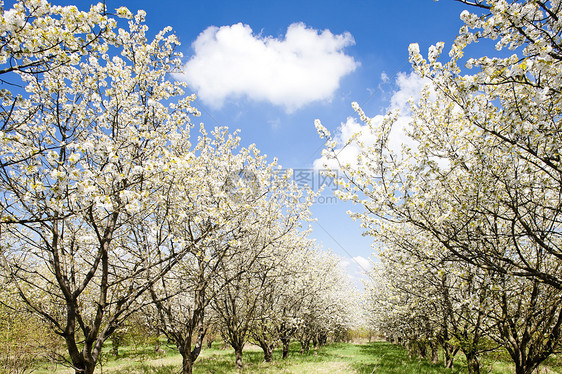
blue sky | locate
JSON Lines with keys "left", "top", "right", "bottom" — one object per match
{"left": 20, "top": 0, "right": 472, "bottom": 286}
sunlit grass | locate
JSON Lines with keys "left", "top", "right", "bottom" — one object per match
{"left": 35, "top": 340, "right": 562, "bottom": 373}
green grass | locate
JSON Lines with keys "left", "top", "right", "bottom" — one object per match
{"left": 35, "top": 340, "right": 562, "bottom": 374}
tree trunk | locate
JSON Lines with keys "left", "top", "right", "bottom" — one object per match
{"left": 235, "top": 346, "right": 243, "bottom": 369}
{"left": 260, "top": 343, "right": 273, "bottom": 362}
{"left": 430, "top": 341, "right": 439, "bottom": 364}
{"left": 281, "top": 337, "right": 290, "bottom": 359}
{"left": 80, "top": 360, "right": 96, "bottom": 374}
{"left": 514, "top": 362, "right": 541, "bottom": 374}
{"left": 178, "top": 341, "right": 199, "bottom": 374}
{"left": 511, "top": 353, "right": 543, "bottom": 374}
{"left": 70, "top": 355, "right": 95, "bottom": 374}
{"left": 441, "top": 344, "right": 458, "bottom": 368}
{"left": 407, "top": 340, "right": 415, "bottom": 359}
{"left": 418, "top": 341, "right": 427, "bottom": 359}
{"left": 300, "top": 339, "right": 310, "bottom": 354}
{"left": 465, "top": 352, "right": 480, "bottom": 374}
{"left": 182, "top": 353, "right": 194, "bottom": 374}
{"left": 69, "top": 343, "right": 97, "bottom": 374}
{"left": 444, "top": 354, "right": 454, "bottom": 369}
{"left": 177, "top": 321, "right": 206, "bottom": 374}
{"left": 177, "top": 340, "right": 204, "bottom": 374}
{"left": 112, "top": 333, "right": 121, "bottom": 358}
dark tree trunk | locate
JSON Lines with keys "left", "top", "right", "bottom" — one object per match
{"left": 406, "top": 340, "right": 415, "bottom": 359}
{"left": 182, "top": 354, "right": 194, "bottom": 374}
{"left": 444, "top": 354, "right": 454, "bottom": 369}
{"left": 465, "top": 352, "right": 480, "bottom": 374}
{"left": 430, "top": 341, "right": 439, "bottom": 364}
{"left": 300, "top": 339, "right": 310, "bottom": 354}
{"left": 112, "top": 333, "right": 121, "bottom": 358}
{"left": 260, "top": 342, "right": 273, "bottom": 362}
{"left": 418, "top": 341, "right": 427, "bottom": 359}
{"left": 281, "top": 337, "right": 290, "bottom": 359}
{"left": 177, "top": 322, "right": 206, "bottom": 374}
{"left": 178, "top": 341, "right": 201, "bottom": 374}
{"left": 235, "top": 346, "right": 243, "bottom": 369}
{"left": 509, "top": 347, "right": 545, "bottom": 374}
{"left": 443, "top": 346, "right": 458, "bottom": 368}
{"left": 67, "top": 331, "right": 103, "bottom": 374}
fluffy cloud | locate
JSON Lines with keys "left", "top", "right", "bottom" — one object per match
{"left": 179, "top": 23, "right": 358, "bottom": 112}
{"left": 390, "top": 72, "right": 431, "bottom": 113}
{"left": 339, "top": 255, "right": 372, "bottom": 287}
{"left": 352, "top": 255, "right": 371, "bottom": 271}
{"left": 314, "top": 72, "right": 430, "bottom": 170}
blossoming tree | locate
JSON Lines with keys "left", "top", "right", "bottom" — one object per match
{"left": 0, "top": 3, "right": 200, "bottom": 373}
{"left": 147, "top": 127, "right": 316, "bottom": 374}
{"left": 317, "top": 1, "right": 562, "bottom": 373}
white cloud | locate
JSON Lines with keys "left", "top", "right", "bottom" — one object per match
{"left": 353, "top": 255, "right": 371, "bottom": 271}
{"left": 338, "top": 255, "right": 371, "bottom": 274}
{"left": 338, "top": 255, "right": 372, "bottom": 289}
{"left": 380, "top": 71, "right": 389, "bottom": 83}
{"left": 179, "top": 23, "right": 358, "bottom": 112}
{"left": 314, "top": 72, "right": 431, "bottom": 170}
{"left": 390, "top": 72, "right": 430, "bottom": 114}
{"left": 313, "top": 116, "right": 379, "bottom": 170}
{"left": 339, "top": 258, "right": 351, "bottom": 269}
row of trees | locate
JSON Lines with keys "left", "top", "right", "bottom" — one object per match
{"left": 317, "top": 1, "right": 562, "bottom": 373}
{"left": 0, "top": 2, "right": 359, "bottom": 374}
{"left": 2, "top": 222, "right": 358, "bottom": 374}
{"left": 147, "top": 230, "right": 359, "bottom": 372}
{"left": 366, "top": 227, "right": 561, "bottom": 374}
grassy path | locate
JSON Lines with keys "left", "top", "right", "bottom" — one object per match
{"left": 37, "top": 341, "right": 562, "bottom": 373}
